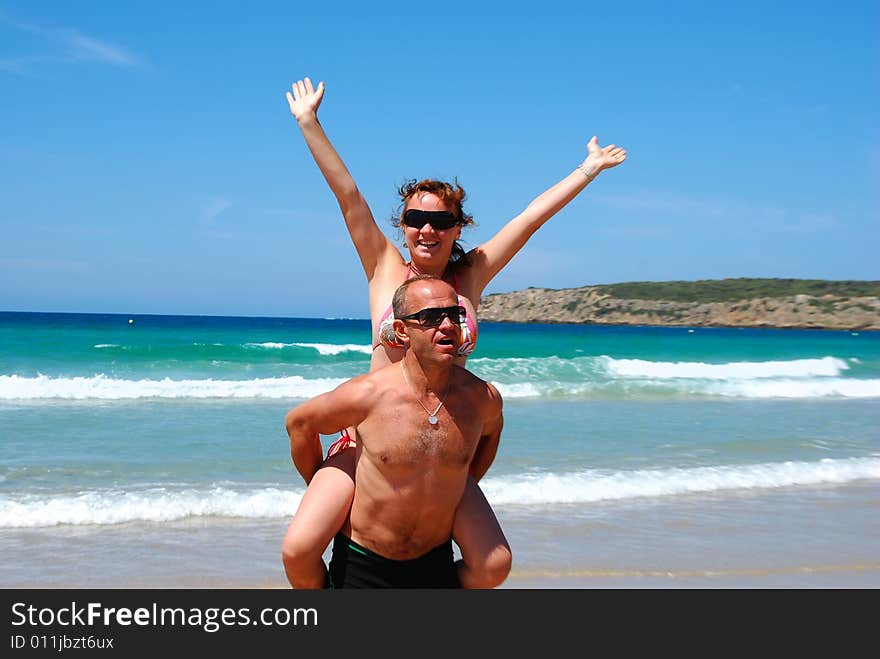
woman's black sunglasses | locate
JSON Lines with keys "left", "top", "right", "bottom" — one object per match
{"left": 398, "top": 305, "right": 466, "bottom": 327}
{"left": 402, "top": 209, "right": 460, "bottom": 231}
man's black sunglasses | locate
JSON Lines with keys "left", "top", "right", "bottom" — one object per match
{"left": 398, "top": 305, "right": 466, "bottom": 327}
{"left": 402, "top": 209, "right": 460, "bottom": 231}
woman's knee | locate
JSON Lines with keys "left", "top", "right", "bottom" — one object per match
{"left": 476, "top": 544, "right": 512, "bottom": 587}
{"left": 281, "top": 524, "right": 324, "bottom": 566}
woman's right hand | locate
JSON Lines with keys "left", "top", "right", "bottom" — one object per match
{"left": 286, "top": 77, "right": 325, "bottom": 123}
{"left": 284, "top": 76, "right": 393, "bottom": 281}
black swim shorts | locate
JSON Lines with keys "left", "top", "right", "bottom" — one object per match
{"left": 328, "top": 532, "right": 460, "bottom": 589}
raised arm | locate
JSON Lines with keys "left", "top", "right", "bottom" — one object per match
{"left": 467, "top": 136, "right": 627, "bottom": 295}
{"left": 284, "top": 376, "right": 373, "bottom": 484}
{"left": 286, "top": 77, "right": 396, "bottom": 280}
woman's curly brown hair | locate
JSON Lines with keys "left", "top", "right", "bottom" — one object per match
{"left": 391, "top": 178, "right": 475, "bottom": 271}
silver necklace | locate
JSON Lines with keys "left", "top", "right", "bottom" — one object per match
{"left": 400, "top": 361, "right": 448, "bottom": 425}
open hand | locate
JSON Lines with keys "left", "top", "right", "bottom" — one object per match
{"left": 286, "top": 77, "right": 325, "bottom": 122}
{"left": 585, "top": 136, "right": 627, "bottom": 171}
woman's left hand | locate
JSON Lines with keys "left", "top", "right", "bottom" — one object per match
{"left": 583, "top": 136, "right": 627, "bottom": 172}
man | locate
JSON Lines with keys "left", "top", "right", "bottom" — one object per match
{"left": 282, "top": 275, "right": 506, "bottom": 588}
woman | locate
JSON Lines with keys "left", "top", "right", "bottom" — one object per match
{"left": 282, "top": 77, "right": 626, "bottom": 588}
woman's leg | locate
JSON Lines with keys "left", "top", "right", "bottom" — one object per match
{"left": 453, "top": 476, "right": 512, "bottom": 589}
{"left": 281, "top": 447, "right": 356, "bottom": 589}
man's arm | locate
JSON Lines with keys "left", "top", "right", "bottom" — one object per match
{"left": 469, "top": 383, "right": 504, "bottom": 482}
{"left": 285, "top": 376, "right": 373, "bottom": 484}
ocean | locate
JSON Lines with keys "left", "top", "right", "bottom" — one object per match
{"left": 1, "top": 311, "right": 878, "bottom": 588}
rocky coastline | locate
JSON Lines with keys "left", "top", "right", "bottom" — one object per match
{"left": 478, "top": 282, "right": 880, "bottom": 331}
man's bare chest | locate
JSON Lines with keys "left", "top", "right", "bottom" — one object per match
{"left": 357, "top": 398, "right": 480, "bottom": 468}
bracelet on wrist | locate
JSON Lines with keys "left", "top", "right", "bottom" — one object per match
{"left": 576, "top": 163, "right": 597, "bottom": 181}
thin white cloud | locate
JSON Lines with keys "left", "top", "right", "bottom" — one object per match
{"left": 0, "top": 55, "right": 44, "bottom": 73}
{"left": 203, "top": 198, "right": 233, "bottom": 221}
{"left": 63, "top": 31, "right": 139, "bottom": 66}
{"left": 0, "top": 12, "right": 142, "bottom": 71}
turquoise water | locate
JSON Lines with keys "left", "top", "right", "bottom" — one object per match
{"left": 1, "top": 312, "right": 879, "bottom": 587}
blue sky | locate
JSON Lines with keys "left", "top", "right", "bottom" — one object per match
{"left": 1, "top": 1, "right": 877, "bottom": 318}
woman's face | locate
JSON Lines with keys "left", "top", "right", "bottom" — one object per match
{"left": 402, "top": 193, "right": 462, "bottom": 265}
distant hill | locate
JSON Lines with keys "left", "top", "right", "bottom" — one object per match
{"left": 478, "top": 278, "right": 880, "bottom": 330}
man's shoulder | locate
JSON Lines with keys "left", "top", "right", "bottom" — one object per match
{"left": 346, "top": 362, "right": 400, "bottom": 398}
{"left": 454, "top": 366, "right": 502, "bottom": 402}
{"left": 334, "top": 369, "right": 383, "bottom": 399}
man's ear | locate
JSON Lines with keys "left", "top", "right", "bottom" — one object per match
{"left": 393, "top": 319, "right": 410, "bottom": 346}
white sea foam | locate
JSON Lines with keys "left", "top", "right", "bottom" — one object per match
{"left": 492, "top": 382, "right": 545, "bottom": 398}
{"left": 470, "top": 354, "right": 852, "bottom": 382}
{"left": 3, "top": 457, "right": 878, "bottom": 527}
{"left": 245, "top": 342, "right": 372, "bottom": 355}
{"left": 292, "top": 343, "right": 373, "bottom": 355}
{"left": 0, "top": 374, "right": 346, "bottom": 400}
{"left": 469, "top": 354, "right": 879, "bottom": 399}
{"left": 603, "top": 356, "right": 849, "bottom": 379}
{"left": 492, "top": 377, "right": 880, "bottom": 399}
{"left": 3, "top": 351, "right": 877, "bottom": 401}
{"left": 703, "top": 378, "right": 880, "bottom": 399}
{"left": 2, "top": 371, "right": 878, "bottom": 401}
{"left": 480, "top": 457, "right": 880, "bottom": 506}
{"left": 93, "top": 344, "right": 118, "bottom": 349}
{"left": 0, "top": 486, "right": 304, "bottom": 528}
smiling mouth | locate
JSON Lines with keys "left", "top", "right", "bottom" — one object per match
{"left": 417, "top": 240, "right": 439, "bottom": 248}
{"left": 437, "top": 338, "right": 455, "bottom": 346}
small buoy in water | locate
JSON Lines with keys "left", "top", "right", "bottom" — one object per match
{"left": 128, "top": 319, "right": 134, "bottom": 325}
{"left": 851, "top": 332, "right": 859, "bottom": 336}
{"left": 688, "top": 329, "right": 695, "bottom": 333}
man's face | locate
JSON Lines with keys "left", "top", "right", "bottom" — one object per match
{"left": 395, "top": 280, "right": 462, "bottom": 362}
